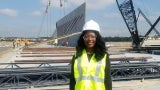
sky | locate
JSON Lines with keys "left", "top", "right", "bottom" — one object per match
{"left": 0, "top": 0, "right": 159, "bottom": 37}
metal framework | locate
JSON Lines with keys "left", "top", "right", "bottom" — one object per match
{"left": 0, "top": 62, "right": 70, "bottom": 89}
{"left": 111, "top": 60, "right": 160, "bottom": 80}
{"left": 116, "top": 0, "right": 140, "bottom": 48}
{"left": 1, "top": 60, "right": 160, "bottom": 89}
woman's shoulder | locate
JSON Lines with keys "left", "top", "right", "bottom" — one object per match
{"left": 105, "top": 51, "right": 109, "bottom": 56}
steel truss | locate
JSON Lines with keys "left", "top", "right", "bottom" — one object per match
{"left": 111, "top": 61, "right": 160, "bottom": 80}
{"left": 0, "top": 63, "right": 70, "bottom": 89}
{"left": 0, "top": 60, "right": 160, "bottom": 89}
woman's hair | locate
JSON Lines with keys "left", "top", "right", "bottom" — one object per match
{"left": 76, "top": 30, "right": 106, "bottom": 61}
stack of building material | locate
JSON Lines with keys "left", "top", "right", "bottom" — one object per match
{"left": 15, "top": 47, "right": 75, "bottom": 63}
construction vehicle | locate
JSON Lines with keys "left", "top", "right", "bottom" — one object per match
{"left": 116, "top": 0, "right": 160, "bottom": 52}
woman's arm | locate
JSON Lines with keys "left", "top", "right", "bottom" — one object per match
{"left": 105, "top": 53, "right": 112, "bottom": 90}
{"left": 69, "top": 55, "right": 76, "bottom": 90}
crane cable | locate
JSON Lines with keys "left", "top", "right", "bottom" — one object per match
{"left": 37, "top": 13, "right": 46, "bottom": 38}
{"left": 140, "top": 0, "right": 159, "bottom": 35}
{"left": 37, "top": 0, "right": 52, "bottom": 38}
{"left": 60, "top": 0, "right": 67, "bottom": 16}
{"left": 140, "top": 0, "right": 151, "bottom": 21}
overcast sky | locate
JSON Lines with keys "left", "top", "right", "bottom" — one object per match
{"left": 0, "top": 0, "right": 159, "bottom": 37}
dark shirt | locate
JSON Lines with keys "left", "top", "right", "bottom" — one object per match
{"left": 87, "top": 54, "right": 93, "bottom": 61}
{"left": 69, "top": 53, "right": 112, "bottom": 90}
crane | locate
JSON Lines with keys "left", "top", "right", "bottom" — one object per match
{"left": 116, "top": 0, "right": 160, "bottom": 52}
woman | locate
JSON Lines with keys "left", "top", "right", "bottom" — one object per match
{"left": 70, "top": 20, "right": 112, "bottom": 90}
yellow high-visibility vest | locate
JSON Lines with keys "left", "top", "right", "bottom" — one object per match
{"left": 74, "top": 49, "right": 107, "bottom": 90}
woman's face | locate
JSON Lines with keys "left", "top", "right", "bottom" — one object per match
{"left": 83, "top": 31, "right": 96, "bottom": 49}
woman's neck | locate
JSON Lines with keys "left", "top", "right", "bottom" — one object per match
{"left": 86, "top": 48, "right": 94, "bottom": 55}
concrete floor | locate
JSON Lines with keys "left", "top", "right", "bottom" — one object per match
{"left": 8, "top": 79, "right": 160, "bottom": 90}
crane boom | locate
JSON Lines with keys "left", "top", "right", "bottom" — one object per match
{"left": 116, "top": 0, "right": 140, "bottom": 48}
{"left": 117, "top": 0, "right": 160, "bottom": 51}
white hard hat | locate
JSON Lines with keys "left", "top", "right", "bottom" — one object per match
{"left": 82, "top": 20, "right": 100, "bottom": 32}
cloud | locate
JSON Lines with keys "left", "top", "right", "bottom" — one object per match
{"left": 0, "top": 8, "right": 18, "bottom": 17}
{"left": 40, "top": 0, "right": 115, "bottom": 10}
{"left": 104, "top": 12, "right": 121, "bottom": 19}
{"left": 30, "top": 10, "right": 41, "bottom": 16}
{"left": 71, "top": 0, "right": 115, "bottom": 10}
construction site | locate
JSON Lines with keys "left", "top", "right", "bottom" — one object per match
{"left": 1, "top": 40, "right": 160, "bottom": 90}
{"left": 0, "top": 0, "right": 160, "bottom": 90}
